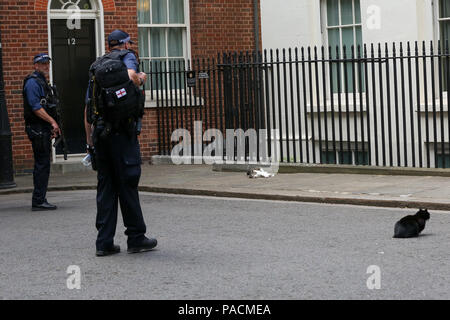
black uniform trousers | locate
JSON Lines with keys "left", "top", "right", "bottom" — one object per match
{"left": 95, "top": 131, "right": 147, "bottom": 251}
{"left": 26, "top": 124, "right": 52, "bottom": 206}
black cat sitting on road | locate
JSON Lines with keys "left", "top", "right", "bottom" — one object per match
{"left": 393, "top": 209, "right": 430, "bottom": 238}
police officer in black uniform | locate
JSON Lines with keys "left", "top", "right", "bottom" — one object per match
{"left": 23, "top": 53, "right": 60, "bottom": 211}
{"left": 84, "top": 30, "right": 157, "bottom": 257}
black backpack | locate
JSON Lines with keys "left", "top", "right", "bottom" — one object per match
{"left": 87, "top": 50, "right": 144, "bottom": 127}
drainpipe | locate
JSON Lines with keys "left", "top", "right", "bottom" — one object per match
{"left": 253, "top": 0, "right": 265, "bottom": 129}
{"left": 0, "top": 24, "right": 16, "bottom": 189}
{"left": 253, "top": 0, "right": 260, "bottom": 52}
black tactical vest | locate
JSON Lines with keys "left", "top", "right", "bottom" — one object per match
{"left": 23, "top": 72, "right": 54, "bottom": 127}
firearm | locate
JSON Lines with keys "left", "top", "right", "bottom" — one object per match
{"left": 136, "top": 86, "right": 144, "bottom": 135}
{"left": 49, "top": 85, "right": 69, "bottom": 160}
{"left": 87, "top": 145, "right": 97, "bottom": 171}
{"left": 132, "top": 49, "right": 146, "bottom": 136}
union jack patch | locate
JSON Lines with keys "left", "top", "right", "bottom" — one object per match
{"left": 115, "top": 88, "right": 127, "bottom": 98}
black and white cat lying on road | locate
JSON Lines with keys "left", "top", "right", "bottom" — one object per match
{"left": 393, "top": 209, "right": 430, "bottom": 238}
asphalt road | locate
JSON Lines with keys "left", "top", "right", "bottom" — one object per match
{"left": 1, "top": 191, "right": 450, "bottom": 300}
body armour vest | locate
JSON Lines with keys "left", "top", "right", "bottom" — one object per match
{"left": 23, "top": 72, "right": 54, "bottom": 127}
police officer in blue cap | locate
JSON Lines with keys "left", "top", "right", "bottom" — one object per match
{"left": 84, "top": 30, "right": 157, "bottom": 257}
{"left": 23, "top": 53, "right": 61, "bottom": 211}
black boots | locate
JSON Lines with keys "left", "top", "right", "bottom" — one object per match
{"left": 96, "top": 245, "right": 121, "bottom": 257}
{"left": 127, "top": 237, "right": 158, "bottom": 254}
{"left": 32, "top": 200, "right": 57, "bottom": 211}
{"left": 96, "top": 238, "right": 157, "bottom": 257}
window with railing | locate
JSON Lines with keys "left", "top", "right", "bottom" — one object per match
{"left": 137, "top": 0, "right": 189, "bottom": 90}
{"left": 322, "top": 150, "right": 368, "bottom": 165}
{"left": 436, "top": 153, "right": 450, "bottom": 168}
{"left": 325, "top": 0, "right": 364, "bottom": 93}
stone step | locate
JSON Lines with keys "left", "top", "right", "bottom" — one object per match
{"left": 51, "top": 161, "right": 92, "bottom": 174}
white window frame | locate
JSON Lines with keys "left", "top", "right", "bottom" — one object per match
{"left": 321, "top": 0, "right": 362, "bottom": 54}
{"left": 137, "top": 0, "right": 192, "bottom": 107}
{"left": 320, "top": 0, "right": 364, "bottom": 102}
{"left": 433, "top": 0, "right": 450, "bottom": 96}
{"left": 435, "top": 0, "right": 450, "bottom": 45}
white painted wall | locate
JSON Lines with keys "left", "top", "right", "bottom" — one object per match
{"left": 361, "top": 0, "right": 435, "bottom": 46}
{"left": 261, "top": 0, "right": 437, "bottom": 50}
{"left": 261, "top": 0, "right": 321, "bottom": 49}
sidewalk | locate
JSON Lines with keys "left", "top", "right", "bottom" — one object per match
{"left": 2, "top": 163, "right": 450, "bottom": 211}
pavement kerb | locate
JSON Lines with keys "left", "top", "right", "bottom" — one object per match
{"left": 0, "top": 185, "right": 96, "bottom": 195}
{"left": 137, "top": 187, "right": 450, "bottom": 211}
{"left": 153, "top": 155, "right": 450, "bottom": 176}
{"left": 214, "top": 163, "right": 450, "bottom": 176}
{"left": 2, "top": 184, "right": 450, "bottom": 212}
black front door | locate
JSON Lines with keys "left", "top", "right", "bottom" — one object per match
{"left": 51, "top": 19, "right": 96, "bottom": 155}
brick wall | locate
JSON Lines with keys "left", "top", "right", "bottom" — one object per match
{"left": 1, "top": 0, "right": 260, "bottom": 173}
{"left": 1, "top": 1, "right": 47, "bottom": 172}
{"left": 190, "top": 0, "right": 261, "bottom": 59}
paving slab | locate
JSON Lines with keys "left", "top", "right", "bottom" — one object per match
{"left": 1, "top": 164, "right": 450, "bottom": 210}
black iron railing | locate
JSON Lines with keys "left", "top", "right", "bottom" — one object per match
{"left": 143, "top": 41, "right": 450, "bottom": 169}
